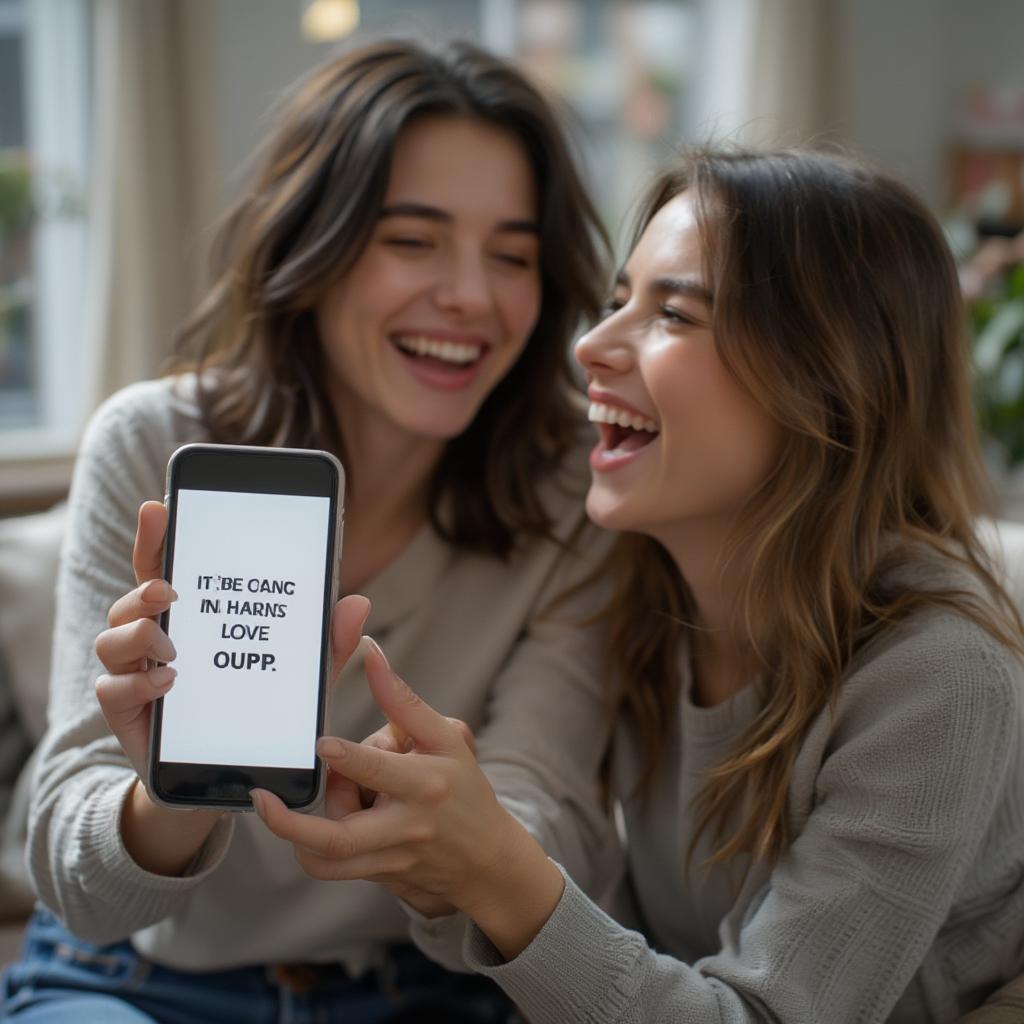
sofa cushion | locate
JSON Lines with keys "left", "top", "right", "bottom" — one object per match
{"left": 0, "top": 503, "right": 66, "bottom": 920}
{"left": 0, "top": 503, "right": 67, "bottom": 743}
{"left": 981, "top": 517, "right": 1024, "bottom": 611}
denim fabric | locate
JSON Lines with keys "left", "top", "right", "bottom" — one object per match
{"left": 1, "top": 908, "right": 519, "bottom": 1024}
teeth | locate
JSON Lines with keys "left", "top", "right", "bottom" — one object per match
{"left": 588, "top": 401, "right": 658, "bottom": 433}
{"left": 395, "top": 335, "right": 483, "bottom": 365}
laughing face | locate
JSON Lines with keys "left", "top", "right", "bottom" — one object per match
{"left": 316, "top": 114, "right": 541, "bottom": 447}
{"left": 575, "top": 191, "right": 783, "bottom": 539}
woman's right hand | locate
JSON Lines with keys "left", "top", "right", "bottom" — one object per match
{"left": 94, "top": 500, "right": 177, "bottom": 782}
{"left": 93, "top": 501, "right": 224, "bottom": 877}
{"left": 92, "top": 500, "right": 373, "bottom": 878}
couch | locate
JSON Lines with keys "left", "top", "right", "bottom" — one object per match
{"left": 1, "top": 505, "right": 1023, "bottom": 1015}
{"left": 0, "top": 501, "right": 64, "bottom": 963}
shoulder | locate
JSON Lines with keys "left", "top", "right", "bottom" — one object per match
{"left": 71, "top": 374, "right": 208, "bottom": 515}
{"left": 784, "top": 605, "right": 1024, "bottom": 850}
{"left": 829, "top": 604, "right": 1023, "bottom": 768}
{"left": 81, "top": 374, "right": 204, "bottom": 455}
{"left": 843, "top": 542, "right": 1022, "bottom": 713}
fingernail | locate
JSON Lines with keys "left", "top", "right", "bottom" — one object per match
{"left": 150, "top": 666, "right": 176, "bottom": 692}
{"left": 142, "top": 580, "right": 176, "bottom": 603}
{"left": 317, "top": 737, "right": 345, "bottom": 759}
{"left": 357, "top": 598, "right": 371, "bottom": 632}
{"left": 249, "top": 789, "right": 265, "bottom": 814}
{"left": 403, "top": 737, "right": 415, "bottom": 753}
{"left": 361, "top": 635, "right": 390, "bottom": 671}
{"left": 153, "top": 633, "right": 177, "bottom": 663}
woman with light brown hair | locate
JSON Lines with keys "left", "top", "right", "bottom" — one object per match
{"left": 5, "top": 37, "right": 617, "bottom": 1023}
{"left": 259, "top": 147, "right": 1024, "bottom": 1023}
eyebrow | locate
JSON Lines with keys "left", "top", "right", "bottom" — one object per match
{"left": 614, "top": 269, "right": 713, "bottom": 308}
{"left": 379, "top": 202, "right": 540, "bottom": 234}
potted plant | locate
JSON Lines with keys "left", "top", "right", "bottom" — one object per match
{"left": 0, "top": 152, "right": 35, "bottom": 397}
{"left": 963, "top": 230, "right": 1024, "bottom": 515}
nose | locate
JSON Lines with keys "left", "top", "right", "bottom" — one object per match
{"left": 433, "top": 247, "right": 493, "bottom": 320}
{"left": 574, "top": 316, "right": 633, "bottom": 376}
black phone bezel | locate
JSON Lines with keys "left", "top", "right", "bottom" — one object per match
{"left": 149, "top": 444, "right": 342, "bottom": 811}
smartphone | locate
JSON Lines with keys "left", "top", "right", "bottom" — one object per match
{"left": 149, "top": 442, "right": 344, "bottom": 811}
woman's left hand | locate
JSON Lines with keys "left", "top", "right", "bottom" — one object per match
{"left": 251, "top": 637, "right": 565, "bottom": 958}
{"left": 309, "top": 696, "right": 464, "bottom": 918}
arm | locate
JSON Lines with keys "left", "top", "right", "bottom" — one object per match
{"left": 257, "top": 518, "right": 621, "bottom": 969}
{"left": 460, "top": 630, "right": 1023, "bottom": 1023}
{"left": 410, "top": 536, "right": 621, "bottom": 967}
{"left": 475, "top": 534, "right": 621, "bottom": 896}
{"left": 256, "top": 618, "right": 1021, "bottom": 1023}
{"left": 26, "top": 387, "right": 235, "bottom": 943}
{"left": 252, "top": 637, "right": 570, "bottom": 959}
{"left": 95, "top": 501, "right": 224, "bottom": 877}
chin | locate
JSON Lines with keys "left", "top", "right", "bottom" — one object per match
{"left": 585, "top": 487, "right": 640, "bottom": 532}
{"left": 402, "top": 411, "right": 478, "bottom": 442}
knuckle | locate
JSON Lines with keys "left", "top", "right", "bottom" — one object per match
{"left": 363, "top": 752, "right": 388, "bottom": 788}
{"left": 129, "top": 617, "right": 155, "bottom": 647}
{"left": 365, "top": 729, "right": 396, "bottom": 753}
{"left": 295, "top": 849, "right": 329, "bottom": 880}
{"left": 323, "top": 829, "right": 355, "bottom": 862}
{"left": 406, "top": 821, "right": 435, "bottom": 845}
{"left": 142, "top": 667, "right": 167, "bottom": 695}
{"left": 447, "top": 717, "right": 473, "bottom": 745}
{"left": 419, "top": 772, "right": 450, "bottom": 806}
{"left": 393, "top": 851, "right": 418, "bottom": 875}
{"left": 393, "top": 681, "right": 421, "bottom": 710}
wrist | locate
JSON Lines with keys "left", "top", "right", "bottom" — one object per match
{"left": 459, "top": 810, "right": 565, "bottom": 962}
{"left": 122, "top": 778, "right": 223, "bottom": 875}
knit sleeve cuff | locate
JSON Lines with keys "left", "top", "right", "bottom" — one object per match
{"left": 401, "top": 899, "right": 475, "bottom": 974}
{"left": 78, "top": 776, "right": 235, "bottom": 915}
{"left": 461, "top": 862, "right": 649, "bottom": 1023}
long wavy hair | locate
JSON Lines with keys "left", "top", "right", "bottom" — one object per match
{"left": 600, "top": 147, "right": 1024, "bottom": 869}
{"left": 171, "top": 38, "right": 607, "bottom": 557}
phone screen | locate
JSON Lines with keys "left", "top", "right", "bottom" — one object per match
{"left": 161, "top": 487, "right": 332, "bottom": 769}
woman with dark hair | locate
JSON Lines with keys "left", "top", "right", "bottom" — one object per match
{"left": 259, "top": 148, "right": 1024, "bottom": 1023}
{"left": 4, "top": 39, "right": 616, "bottom": 1023}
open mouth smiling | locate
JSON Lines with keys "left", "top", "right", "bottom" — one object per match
{"left": 588, "top": 401, "right": 660, "bottom": 462}
{"left": 392, "top": 334, "right": 489, "bottom": 368}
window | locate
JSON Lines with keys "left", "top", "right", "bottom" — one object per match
{"left": 505, "top": 0, "right": 696, "bottom": 237}
{"left": 300, "top": 0, "right": 696, "bottom": 239}
{"left": 0, "top": 0, "right": 90, "bottom": 457}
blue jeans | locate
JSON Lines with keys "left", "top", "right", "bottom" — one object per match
{"left": 1, "top": 908, "right": 519, "bottom": 1023}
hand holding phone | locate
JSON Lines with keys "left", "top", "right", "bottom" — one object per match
{"left": 94, "top": 494, "right": 368, "bottom": 882}
{"left": 95, "top": 501, "right": 184, "bottom": 782}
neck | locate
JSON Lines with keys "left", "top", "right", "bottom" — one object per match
{"left": 333, "top": 397, "right": 446, "bottom": 592}
{"left": 649, "top": 516, "right": 759, "bottom": 707}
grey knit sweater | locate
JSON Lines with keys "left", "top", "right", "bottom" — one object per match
{"left": 27, "top": 377, "right": 620, "bottom": 973}
{"left": 414, "top": 597, "right": 1024, "bottom": 1022}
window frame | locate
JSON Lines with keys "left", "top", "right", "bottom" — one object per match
{"left": 2, "top": 0, "right": 90, "bottom": 461}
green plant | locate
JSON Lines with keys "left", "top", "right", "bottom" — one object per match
{"left": 971, "top": 262, "right": 1024, "bottom": 467}
{"left": 0, "top": 152, "right": 34, "bottom": 241}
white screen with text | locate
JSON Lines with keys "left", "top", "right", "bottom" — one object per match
{"left": 160, "top": 488, "right": 331, "bottom": 768}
